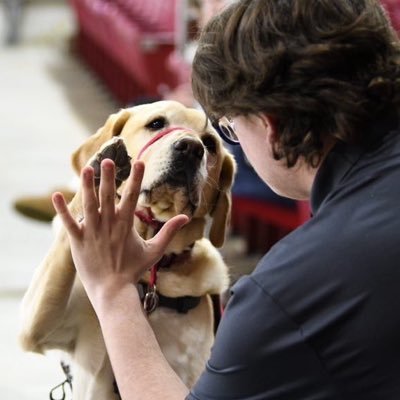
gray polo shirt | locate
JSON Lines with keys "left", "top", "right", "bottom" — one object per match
{"left": 187, "top": 110, "right": 400, "bottom": 399}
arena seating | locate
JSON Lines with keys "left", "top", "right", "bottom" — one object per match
{"left": 68, "top": 0, "right": 180, "bottom": 104}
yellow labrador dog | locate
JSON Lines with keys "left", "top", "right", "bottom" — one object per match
{"left": 19, "top": 101, "right": 236, "bottom": 400}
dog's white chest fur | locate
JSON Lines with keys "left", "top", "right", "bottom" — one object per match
{"left": 149, "top": 297, "right": 215, "bottom": 387}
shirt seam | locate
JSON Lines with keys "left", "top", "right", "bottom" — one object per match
{"left": 186, "top": 393, "right": 201, "bottom": 400}
{"left": 248, "top": 275, "right": 345, "bottom": 400}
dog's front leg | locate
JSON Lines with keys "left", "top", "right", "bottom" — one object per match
{"left": 20, "top": 139, "right": 131, "bottom": 355}
{"left": 19, "top": 192, "right": 84, "bottom": 354}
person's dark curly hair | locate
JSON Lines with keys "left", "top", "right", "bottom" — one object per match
{"left": 192, "top": 0, "right": 400, "bottom": 167}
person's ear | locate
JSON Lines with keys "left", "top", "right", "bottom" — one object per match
{"left": 259, "top": 113, "right": 278, "bottom": 143}
{"left": 259, "top": 113, "right": 281, "bottom": 158}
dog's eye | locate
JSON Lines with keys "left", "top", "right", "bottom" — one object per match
{"left": 145, "top": 117, "right": 167, "bottom": 131}
{"left": 202, "top": 135, "right": 217, "bottom": 153}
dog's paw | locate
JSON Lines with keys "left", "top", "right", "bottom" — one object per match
{"left": 90, "top": 138, "right": 132, "bottom": 188}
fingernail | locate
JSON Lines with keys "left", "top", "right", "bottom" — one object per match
{"left": 102, "top": 160, "right": 112, "bottom": 169}
{"left": 52, "top": 193, "right": 60, "bottom": 204}
{"left": 134, "top": 162, "right": 144, "bottom": 173}
{"left": 84, "top": 168, "right": 92, "bottom": 178}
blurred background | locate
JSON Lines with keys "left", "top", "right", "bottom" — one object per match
{"left": 0, "top": 0, "right": 398, "bottom": 399}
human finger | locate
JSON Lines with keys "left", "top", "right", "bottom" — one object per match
{"left": 52, "top": 192, "right": 81, "bottom": 237}
{"left": 81, "top": 166, "right": 99, "bottom": 227}
{"left": 148, "top": 214, "right": 189, "bottom": 254}
{"left": 118, "top": 161, "right": 145, "bottom": 222}
{"left": 99, "top": 159, "right": 116, "bottom": 224}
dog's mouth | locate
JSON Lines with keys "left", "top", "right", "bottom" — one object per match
{"left": 139, "top": 178, "right": 200, "bottom": 221}
{"left": 134, "top": 206, "right": 165, "bottom": 233}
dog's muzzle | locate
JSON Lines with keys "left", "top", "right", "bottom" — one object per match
{"left": 173, "top": 137, "right": 205, "bottom": 163}
{"left": 166, "top": 137, "right": 205, "bottom": 185}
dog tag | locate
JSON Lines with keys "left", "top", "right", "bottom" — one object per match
{"left": 143, "top": 286, "right": 159, "bottom": 315}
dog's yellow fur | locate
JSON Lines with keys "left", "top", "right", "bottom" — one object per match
{"left": 19, "top": 101, "right": 236, "bottom": 399}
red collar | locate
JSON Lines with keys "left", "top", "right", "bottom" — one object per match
{"left": 137, "top": 126, "right": 192, "bottom": 160}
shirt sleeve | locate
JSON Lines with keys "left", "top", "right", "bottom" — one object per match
{"left": 186, "top": 276, "right": 338, "bottom": 400}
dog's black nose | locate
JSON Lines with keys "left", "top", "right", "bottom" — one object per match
{"left": 173, "top": 138, "right": 204, "bottom": 160}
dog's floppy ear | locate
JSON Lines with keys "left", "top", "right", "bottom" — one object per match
{"left": 71, "top": 109, "right": 131, "bottom": 174}
{"left": 209, "top": 152, "right": 236, "bottom": 248}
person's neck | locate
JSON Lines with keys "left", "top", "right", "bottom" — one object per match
{"left": 295, "top": 138, "right": 337, "bottom": 200}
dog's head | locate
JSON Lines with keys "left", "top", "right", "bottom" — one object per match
{"left": 72, "top": 101, "right": 236, "bottom": 249}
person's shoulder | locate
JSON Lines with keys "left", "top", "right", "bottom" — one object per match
{"left": 252, "top": 220, "right": 323, "bottom": 279}
{"left": 247, "top": 219, "right": 340, "bottom": 309}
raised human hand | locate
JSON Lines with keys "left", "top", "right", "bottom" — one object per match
{"left": 52, "top": 159, "right": 189, "bottom": 304}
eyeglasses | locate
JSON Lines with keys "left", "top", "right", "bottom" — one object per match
{"left": 211, "top": 116, "right": 240, "bottom": 145}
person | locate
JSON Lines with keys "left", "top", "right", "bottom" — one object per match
{"left": 52, "top": 0, "right": 400, "bottom": 399}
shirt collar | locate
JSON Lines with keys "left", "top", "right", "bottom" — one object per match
{"left": 310, "top": 107, "right": 400, "bottom": 215}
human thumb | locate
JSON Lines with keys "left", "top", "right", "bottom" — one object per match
{"left": 148, "top": 214, "right": 190, "bottom": 254}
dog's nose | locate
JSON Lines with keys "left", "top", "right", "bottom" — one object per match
{"left": 173, "top": 138, "right": 204, "bottom": 160}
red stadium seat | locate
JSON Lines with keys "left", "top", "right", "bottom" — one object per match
{"left": 69, "top": 0, "right": 180, "bottom": 104}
